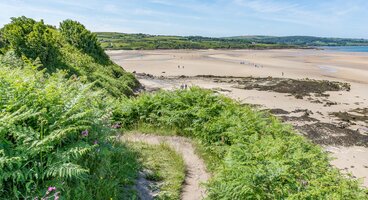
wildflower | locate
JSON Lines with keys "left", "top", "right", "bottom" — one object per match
{"left": 81, "top": 129, "right": 89, "bottom": 137}
{"left": 48, "top": 187, "right": 56, "bottom": 192}
{"left": 112, "top": 123, "right": 121, "bottom": 129}
{"left": 44, "top": 186, "right": 56, "bottom": 197}
{"left": 94, "top": 140, "right": 98, "bottom": 145}
{"left": 54, "top": 192, "right": 60, "bottom": 200}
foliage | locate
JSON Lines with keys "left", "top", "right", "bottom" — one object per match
{"left": 117, "top": 88, "right": 368, "bottom": 199}
{"left": 0, "top": 16, "right": 60, "bottom": 68}
{"left": 0, "top": 17, "right": 140, "bottom": 97}
{"left": 59, "top": 20, "right": 110, "bottom": 65}
{"left": 0, "top": 57, "right": 138, "bottom": 199}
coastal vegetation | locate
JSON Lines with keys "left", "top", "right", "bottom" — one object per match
{"left": 1, "top": 17, "right": 367, "bottom": 199}
{"left": 0, "top": 17, "right": 139, "bottom": 97}
{"left": 118, "top": 88, "right": 367, "bottom": 199}
{"left": 0, "top": 54, "right": 139, "bottom": 199}
{"left": 96, "top": 32, "right": 368, "bottom": 50}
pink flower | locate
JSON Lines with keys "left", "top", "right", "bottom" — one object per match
{"left": 94, "top": 140, "right": 98, "bottom": 145}
{"left": 48, "top": 187, "right": 56, "bottom": 192}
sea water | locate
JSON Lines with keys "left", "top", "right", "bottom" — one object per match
{"left": 322, "top": 46, "right": 368, "bottom": 52}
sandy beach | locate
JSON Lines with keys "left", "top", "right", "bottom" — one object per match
{"left": 108, "top": 49, "right": 368, "bottom": 186}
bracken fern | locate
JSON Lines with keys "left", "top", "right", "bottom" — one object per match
{"left": 0, "top": 54, "right": 138, "bottom": 199}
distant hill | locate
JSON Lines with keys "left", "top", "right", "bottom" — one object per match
{"left": 225, "top": 35, "right": 368, "bottom": 46}
{"left": 96, "top": 32, "right": 368, "bottom": 50}
{"left": 96, "top": 32, "right": 298, "bottom": 50}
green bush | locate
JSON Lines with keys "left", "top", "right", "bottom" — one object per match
{"left": 117, "top": 88, "right": 368, "bottom": 199}
{"left": 59, "top": 20, "right": 110, "bottom": 65}
{"left": 0, "top": 57, "right": 138, "bottom": 199}
{"left": 0, "top": 16, "right": 140, "bottom": 97}
{"left": 0, "top": 16, "right": 60, "bottom": 68}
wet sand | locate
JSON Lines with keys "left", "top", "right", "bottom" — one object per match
{"left": 108, "top": 49, "right": 368, "bottom": 186}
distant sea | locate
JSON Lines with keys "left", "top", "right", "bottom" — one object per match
{"left": 321, "top": 46, "right": 368, "bottom": 52}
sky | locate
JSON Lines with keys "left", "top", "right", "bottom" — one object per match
{"left": 0, "top": 0, "right": 367, "bottom": 38}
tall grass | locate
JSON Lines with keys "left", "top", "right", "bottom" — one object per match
{"left": 117, "top": 88, "right": 368, "bottom": 199}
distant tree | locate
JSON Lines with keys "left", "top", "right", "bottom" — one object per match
{"left": 59, "top": 20, "right": 110, "bottom": 64}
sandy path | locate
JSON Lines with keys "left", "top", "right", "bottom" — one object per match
{"left": 122, "top": 133, "right": 210, "bottom": 200}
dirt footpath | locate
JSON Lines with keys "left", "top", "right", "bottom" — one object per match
{"left": 121, "top": 133, "right": 210, "bottom": 200}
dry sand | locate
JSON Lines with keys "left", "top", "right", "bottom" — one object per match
{"left": 108, "top": 49, "right": 368, "bottom": 186}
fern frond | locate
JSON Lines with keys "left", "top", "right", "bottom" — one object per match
{"left": 45, "top": 163, "right": 89, "bottom": 179}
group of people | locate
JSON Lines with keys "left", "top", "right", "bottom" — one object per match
{"left": 180, "top": 84, "right": 189, "bottom": 89}
{"left": 240, "top": 61, "right": 263, "bottom": 68}
{"left": 177, "top": 65, "right": 185, "bottom": 69}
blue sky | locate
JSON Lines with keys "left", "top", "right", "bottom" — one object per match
{"left": 1, "top": 0, "right": 367, "bottom": 38}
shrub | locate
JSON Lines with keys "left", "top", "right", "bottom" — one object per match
{"left": 0, "top": 16, "right": 140, "bottom": 97}
{"left": 59, "top": 20, "right": 110, "bottom": 65}
{"left": 0, "top": 16, "right": 60, "bottom": 68}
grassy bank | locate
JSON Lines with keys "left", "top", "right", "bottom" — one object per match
{"left": 116, "top": 88, "right": 368, "bottom": 199}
